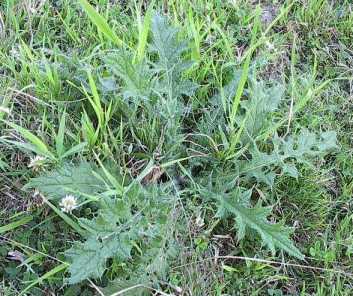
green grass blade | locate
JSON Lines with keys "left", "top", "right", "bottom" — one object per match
{"left": 3, "top": 121, "right": 56, "bottom": 160}
{"left": 135, "top": 1, "right": 154, "bottom": 63}
{"left": 0, "top": 139, "right": 48, "bottom": 157}
{"left": 61, "top": 142, "right": 87, "bottom": 159}
{"left": 0, "top": 158, "right": 8, "bottom": 170}
{"left": 57, "top": 11, "right": 80, "bottom": 43}
{"left": 227, "top": 111, "right": 250, "bottom": 157}
{"left": 77, "top": 0, "right": 123, "bottom": 46}
{"left": 229, "top": 8, "right": 260, "bottom": 129}
{"left": 55, "top": 111, "right": 66, "bottom": 157}
{"left": 19, "top": 263, "right": 68, "bottom": 296}
{"left": 0, "top": 215, "right": 33, "bottom": 234}
{"left": 86, "top": 71, "right": 104, "bottom": 128}
{"left": 94, "top": 153, "right": 124, "bottom": 194}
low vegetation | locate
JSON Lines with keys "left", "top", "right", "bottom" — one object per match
{"left": 1, "top": 0, "right": 353, "bottom": 295}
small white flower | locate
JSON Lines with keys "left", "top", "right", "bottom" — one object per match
{"left": 28, "top": 155, "right": 46, "bottom": 171}
{"left": 195, "top": 215, "right": 205, "bottom": 228}
{"left": 266, "top": 41, "right": 275, "bottom": 51}
{"left": 59, "top": 195, "right": 77, "bottom": 213}
{"left": 175, "top": 286, "right": 183, "bottom": 294}
{"left": 9, "top": 47, "right": 20, "bottom": 59}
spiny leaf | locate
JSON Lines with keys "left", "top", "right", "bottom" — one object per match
{"left": 66, "top": 234, "right": 132, "bottom": 284}
{"left": 150, "top": 14, "right": 189, "bottom": 69}
{"left": 63, "top": 184, "right": 176, "bottom": 284}
{"left": 151, "top": 13, "right": 197, "bottom": 100}
{"left": 150, "top": 13, "right": 197, "bottom": 144}
{"left": 238, "top": 129, "right": 338, "bottom": 186}
{"left": 66, "top": 196, "right": 137, "bottom": 283}
{"left": 105, "top": 50, "right": 152, "bottom": 101}
{"left": 274, "top": 129, "right": 338, "bottom": 160}
{"left": 236, "top": 79, "right": 285, "bottom": 144}
{"left": 204, "top": 188, "right": 304, "bottom": 259}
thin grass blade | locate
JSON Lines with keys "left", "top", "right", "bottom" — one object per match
{"left": 78, "top": 0, "right": 123, "bottom": 46}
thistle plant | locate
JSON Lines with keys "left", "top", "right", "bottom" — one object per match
{"left": 22, "top": 11, "right": 338, "bottom": 290}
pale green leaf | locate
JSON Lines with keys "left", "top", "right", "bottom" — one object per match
{"left": 66, "top": 234, "right": 132, "bottom": 284}
{"left": 24, "top": 162, "right": 106, "bottom": 200}
{"left": 206, "top": 188, "right": 304, "bottom": 259}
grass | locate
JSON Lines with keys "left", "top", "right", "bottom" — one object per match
{"left": 1, "top": 0, "right": 353, "bottom": 295}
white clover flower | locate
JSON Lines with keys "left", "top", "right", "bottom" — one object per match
{"left": 59, "top": 195, "right": 77, "bottom": 213}
{"left": 28, "top": 155, "right": 46, "bottom": 171}
{"left": 266, "top": 41, "right": 275, "bottom": 51}
{"left": 9, "top": 47, "right": 20, "bottom": 59}
{"left": 195, "top": 215, "right": 205, "bottom": 228}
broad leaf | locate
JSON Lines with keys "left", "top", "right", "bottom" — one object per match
{"left": 24, "top": 162, "right": 105, "bottom": 200}
{"left": 66, "top": 234, "right": 132, "bottom": 284}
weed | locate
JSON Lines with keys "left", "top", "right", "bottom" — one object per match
{"left": 1, "top": 1, "right": 352, "bottom": 295}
